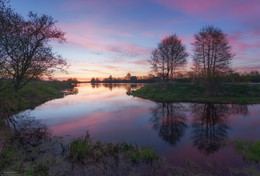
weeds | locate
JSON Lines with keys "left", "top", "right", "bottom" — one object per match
{"left": 235, "top": 140, "right": 260, "bottom": 163}
{"left": 0, "top": 146, "right": 16, "bottom": 168}
{"left": 26, "top": 164, "right": 49, "bottom": 176}
{"left": 69, "top": 133, "right": 159, "bottom": 164}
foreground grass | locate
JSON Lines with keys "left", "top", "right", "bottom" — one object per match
{"left": 69, "top": 132, "right": 159, "bottom": 164}
{"left": 0, "top": 80, "right": 77, "bottom": 115}
{"left": 128, "top": 83, "right": 260, "bottom": 104}
{"left": 0, "top": 132, "right": 160, "bottom": 176}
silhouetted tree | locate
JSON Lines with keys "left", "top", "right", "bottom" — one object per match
{"left": 192, "top": 26, "right": 233, "bottom": 95}
{"left": 148, "top": 74, "right": 155, "bottom": 80}
{"left": 66, "top": 78, "right": 78, "bottom": 86}
{"left": 125, "top": 73, "right": 131, "bottom": 80}
{"left": 249, "top": 70, "right": 260, "bottom": 82}
{"left": 95, "top": 77, "right": 100, "bottom": 83}
{"left": 150, "top": 34, "right": 188, "bottom": 82}
{"left": 108, "top": 75, "right": 113, "bottom": 83}
{"left": 91, "top": 77, "right": 96, "bottom": 83}
{"left": 0, "top": 0, "right": 67, "bottom": 90}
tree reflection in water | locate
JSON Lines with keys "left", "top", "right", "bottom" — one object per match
{"left": 150, "top": 103, "right": 187, "bottom": 146}
{"left": 1, "top": 113, "right": 51, "bottom": 150}
{"left": 91, "top": 83, "right": 145, "bottom": 92}
{"left": 10, "top": 114, "right": 51, "bottom": 147}
{"left": 191, "top": 103, "right": 248, "bottom": 155}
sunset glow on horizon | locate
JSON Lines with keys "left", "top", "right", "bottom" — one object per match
{"left": 10, "top": 0, "right": 260, "bottom": 81}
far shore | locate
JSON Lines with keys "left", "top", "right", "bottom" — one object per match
{"left": 128, "top": 82, "right": 260, "bottom": 104}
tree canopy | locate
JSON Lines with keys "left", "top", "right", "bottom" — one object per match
{"left": 192, "top": 26, "right": 233, "bottom": 95}
{"left": 0, "top": 0, "right": 67, "bottom": 90}
{"left": 149, "top": 34, "right": 188, "bottom": 82}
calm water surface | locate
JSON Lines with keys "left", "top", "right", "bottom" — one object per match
{"left": 23, "top": 83, "right": 260, "bottom": 173}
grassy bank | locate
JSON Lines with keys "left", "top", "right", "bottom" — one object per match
{"left": 128, "top": 83, "right": 260, "bottom": 104}
{"left": 69, "top": 132, "right": 159, "bottom": 164}
{"left": 0, "top": 80, "right": 77, "bottom": 115}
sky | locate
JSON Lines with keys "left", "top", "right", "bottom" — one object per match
{"left": 10, "top": 0, "right": 260, "bottom": 81}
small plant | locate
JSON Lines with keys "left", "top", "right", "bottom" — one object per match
{"left": 130, "top": 147, "right": 159, "bottom": 163}
{"left": 0, "top": 146, "right": 15, "bottom": 168}
{"left": 26, "top": 164, "right": 49, "bottom": 176}
{"left": 69, "top": 132, "right": 91, "bottom": 162}
{"left": 235, "top": 140, "right": 260, "bottom": 163}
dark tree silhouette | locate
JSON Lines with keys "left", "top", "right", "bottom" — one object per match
{"left": 125, "top": 73, "right": 131, "bottom": 80}
{"left": 91, "top": 77, "right": 96, "bottom": 83}
{"left": 149, "top": 34, "right": 188, "bottom": 82}
{"left": 108, "top": 75, "right": 113, "bottom": 83}
{"left": 190, "top": 103, "right": 248, "bottom": 155}
{"left": 0, "top": 0, "right": 67, "bottom": 90}
{"left": 192, "top": 26, "right": 233, "bottom": 95}
{"left": 150, "top": 103, "right": 187, "bottom": 146}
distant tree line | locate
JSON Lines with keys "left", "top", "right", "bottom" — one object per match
{"left": 90, "top": 73, "right": 161, "bottom": 83}
{"left": 90, "top": 70, "right": 260, "bottom": 84}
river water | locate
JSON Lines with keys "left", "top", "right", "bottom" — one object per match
{"left": 21, "top": 83, "right": 260, "bottom": 175}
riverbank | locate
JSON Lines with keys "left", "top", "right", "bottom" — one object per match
{"left": 0, "top": 131, "right": 160, "bottom": 175}
{"left": 0, "top": 81, "right": 77, "bottom": 115}
{"left": 128, "top": 83, "right": 260, "bottom": 104}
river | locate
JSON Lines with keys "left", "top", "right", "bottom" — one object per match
{"left": 20, "top": 83, "right": 260, "bottom": 175}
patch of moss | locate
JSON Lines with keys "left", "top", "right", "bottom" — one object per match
{"left": 0, "top": 80, "right": 77, "bottom": 115}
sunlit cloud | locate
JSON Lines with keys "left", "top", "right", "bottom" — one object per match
{"left": 10, "top": 0, "right": 260, "bottom": 79}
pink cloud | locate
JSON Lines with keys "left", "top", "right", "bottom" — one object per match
{"left": 142, "top": 32, "right": 154, "bottom": 38}
{"left": 156, "top": 0, "right": 222, "bottom": 14}
{"left": 59, "top": 22, "right": 151, "bottom": 56}
{"left": 156, "top": 0, "right": 260, "bottom": 22}
{"left": 65, "top": 33, "right": 150, "bottom": 55}
{"left": 130, "top": 60, "right": 147, "bottom": 65}
{"left": 234, "top": 66, "right": 260, "bottom": 72}
{"left": 228, "top": 31, "right": 260, "bottom": 53}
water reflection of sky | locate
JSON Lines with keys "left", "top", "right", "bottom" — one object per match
{"left": 23, "top": 83, "right": 260, "bottom": 173}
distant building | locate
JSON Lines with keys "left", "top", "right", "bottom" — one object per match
{"left": 130, "top": 76, "right": 137, "bottom": 81}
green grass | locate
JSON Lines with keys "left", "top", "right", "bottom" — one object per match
{"left": 69, "top": 132, "right": 159, "bottom": 164}
{"left": 0, "top": 80, "right": 76, "bottom": 114}
{"left": 130, "top": 147, "right": 159, "bottom": 163}
{"left": 128, "top": 83, "right": 260, "bottom": 104}
{"left": 0, "top": 146, "right": 16, "bottom": 168}
{"left": 25, "top": 164, "right": 49, "bottom": 176}
{"left": 235, "top": 140, "right": 260, "bottom": 163}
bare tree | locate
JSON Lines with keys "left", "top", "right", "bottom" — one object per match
{"left": 149, "top": 34, "right": 188, "bottom": 82}
{"left": 0, "top": 0, "right": 67, "bottom": 90}
{"left": 192, "top": 26, "right": 233, "bottom": 95}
